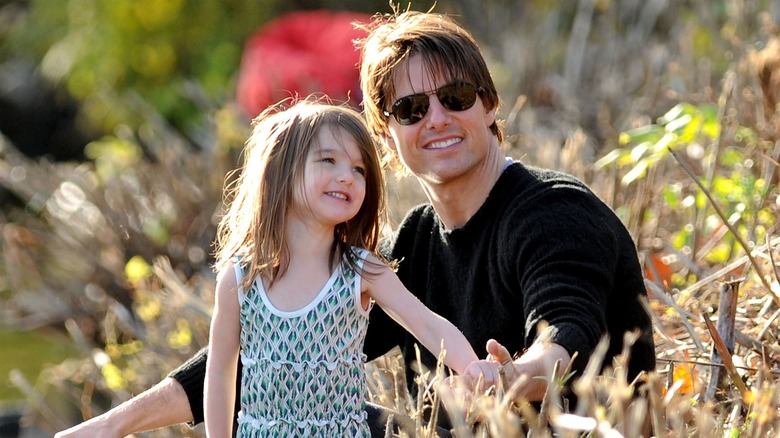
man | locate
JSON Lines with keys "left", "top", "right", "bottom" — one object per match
{"left": 56, "top": 9, "right": 655, "bottom": 438}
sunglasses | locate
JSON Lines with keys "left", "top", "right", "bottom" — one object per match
{"left": 383, "top": 81, "right": 482, "bottom": 126}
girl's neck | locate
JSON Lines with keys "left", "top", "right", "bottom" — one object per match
{"left": 264, "top": 216, "right": 339, "bottom": 312}
{"left": 284, "top": 214, "right": 337, "bottom": 261}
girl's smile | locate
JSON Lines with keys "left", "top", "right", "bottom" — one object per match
{"left": 326, "top": 191, "right": 350, "bottom": 201}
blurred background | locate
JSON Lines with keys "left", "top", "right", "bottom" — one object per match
{"left": 1, "top": 0, "right": 779, "bottom": 436}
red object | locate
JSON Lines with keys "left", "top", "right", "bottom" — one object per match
{"left": 236, "top": 10, "right": 370, "bottom": 118}
{"left": 645, "top": 253, "right": 673, "bottom": 290}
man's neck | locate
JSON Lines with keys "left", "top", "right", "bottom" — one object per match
{"left": 419, "top": 150, "right": 507, "bottom": 230}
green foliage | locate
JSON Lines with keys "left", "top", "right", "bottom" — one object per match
{"left": 0, "top": 330, "right": 78, "bottom": 401}
{"left": 6, "top": 0, "right": 274, "bottom": 131}
{"left": 2, "top": 0, "right": 392, "bottom": 136}
{"left": 84, "top": 135, "right": 143, "bottom": 181}
{"left": 595, "top": 103, "right": 721, "bottom": 186}
{"left": 596, "top": 98, "right": 777, "bottom": 268}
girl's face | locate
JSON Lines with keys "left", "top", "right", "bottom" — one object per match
{"left": 292, "top": 125, "right": 367, "bottom": 228}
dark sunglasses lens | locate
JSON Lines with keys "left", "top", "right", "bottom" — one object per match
{"left": 438, "top": 83, "right": 478, "bottom": 111}
{"left": 391, "top": 82, "right": 479, "bottom": 125}
{"left": 393, "top": 94, "right": 429, "bottom": 125}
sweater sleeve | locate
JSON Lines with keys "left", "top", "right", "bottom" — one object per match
{"left": 167, "top": 347, "right": 242, "bottom": 427}
{"left": 168, "top": 347, "right": 209, "bottom": 425}
{"left": 509, "top": 186, "right": 620, "bottom": 374}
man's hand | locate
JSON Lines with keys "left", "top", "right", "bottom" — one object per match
{"left": 454, "top": 339, "right": 572, "bottom": 403}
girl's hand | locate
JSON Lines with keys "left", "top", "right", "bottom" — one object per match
{"left": 457, "top": 357, "right": 516, "bottom": 395}
{"left": 450, "top": 339, "right": 516, "bottom": 393}
{"left": 439, "top": 357, "right": 518, "bottom": 424}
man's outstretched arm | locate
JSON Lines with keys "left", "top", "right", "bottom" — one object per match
{"left": 54, "top": 377, "right": 193, "bottom": 438}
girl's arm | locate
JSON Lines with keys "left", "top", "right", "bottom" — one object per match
{"left": 205, "top": 262, "right": 241, "bottom": 437}
{"left": 363, "top": 255, "right": 479, "bottom": 375}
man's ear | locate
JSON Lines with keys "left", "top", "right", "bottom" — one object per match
{"left": 381, "top": 135, "right": 397, "bottom": 152}
{"left": 485, "top": 106, "right": 497, "bottom": 128}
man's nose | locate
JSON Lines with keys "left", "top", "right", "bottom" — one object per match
{"left": 424, "top": 95, "right": 452, "bottom": 129}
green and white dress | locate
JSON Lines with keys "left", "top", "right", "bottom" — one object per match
{"left": 234, "top": 249, "right": 372, "bottom": 438}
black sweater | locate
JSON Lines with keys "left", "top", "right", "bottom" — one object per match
{"left": 171, "top": 162, "right": 656, "bottom": 423}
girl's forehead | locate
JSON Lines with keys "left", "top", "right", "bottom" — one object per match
{"left": 312, "top": 125, "right": 364, "bottom": 157}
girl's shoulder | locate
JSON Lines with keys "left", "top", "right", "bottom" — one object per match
{"left": 214, "top": 258, "right": 241, "bottom": 298}
{"left": 344, "top": 246, "right": 391, "bottom": 280}
{"left": 344, "top": 245, "right": 375, "bottom": 266}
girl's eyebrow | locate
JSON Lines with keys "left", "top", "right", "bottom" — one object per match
{"left": 312, "top": 145, "right": 366, "bottom": 165}
{"left": 314, "top": 146, "right": 336, "bottom": 154}
{"left": 312, "top": 145, "right": 341, "bottom": 155}
{"left": 315, "top": 146, "right": 363, "bottom": 159}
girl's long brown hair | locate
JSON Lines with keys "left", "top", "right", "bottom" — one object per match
{"left": 215, "top": 99, "right": 386, "bottom": 290}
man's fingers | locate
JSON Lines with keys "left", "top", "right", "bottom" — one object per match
{"left": 485, "top": 339, "right": 519, "bottom": 386}
{"left": 486, "top": 338, "right": 513, "bottom": 365}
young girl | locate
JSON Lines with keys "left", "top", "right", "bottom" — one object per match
{"left": 204, "top": 100, "right": 480, "bottom": 437}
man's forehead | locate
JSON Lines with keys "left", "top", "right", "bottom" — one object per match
{"left": 391, "top": 56, "right": 452, "bottom": 95}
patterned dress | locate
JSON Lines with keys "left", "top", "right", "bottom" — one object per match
{"left": 234, "top": 249, "right": 372, "bottom": 437}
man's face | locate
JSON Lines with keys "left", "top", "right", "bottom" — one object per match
{"left": 383, "top": 54, "right": 498, "bottom": 186}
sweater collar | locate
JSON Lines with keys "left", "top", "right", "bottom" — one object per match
{"left": 435, "top": 159, "right": 520, "bottom": 237}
